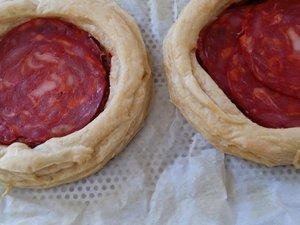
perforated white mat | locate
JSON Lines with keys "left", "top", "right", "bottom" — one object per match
{"left": 10, "top": 0, "right": 300, "bottom": 204}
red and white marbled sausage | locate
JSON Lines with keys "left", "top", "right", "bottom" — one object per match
{"left": 197, "top": 0, "right": 300, "bottom": 128}
{"left": 0, "top": 18, "right": 110, "bottom": 146}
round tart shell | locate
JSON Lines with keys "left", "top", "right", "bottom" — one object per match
{"left": 163, "top": 0, "right": 300, "bottom": 168}
{"left": 0, "top": 0, "right": 152, "bottom": 188}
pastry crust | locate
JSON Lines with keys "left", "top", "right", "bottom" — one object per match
{"left": 0, "top": 0, "right": 152, "bottom": 188}
{"left": 163, "top": 0, "right": 300, "bottom": 167}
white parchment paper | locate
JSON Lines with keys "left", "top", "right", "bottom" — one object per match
{"left": 1, "top": 0, "right": 300, "bottom": 224}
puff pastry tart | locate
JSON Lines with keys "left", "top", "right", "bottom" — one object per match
{"left": 164, "top": 0, "right": 300, "bottom": 167}
{"left": 0, "top": 0, "right": 152, "bottom": 188}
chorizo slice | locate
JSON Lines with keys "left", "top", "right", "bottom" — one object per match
{"left": 0, "top": 18, "right": 110, "bottom": 147}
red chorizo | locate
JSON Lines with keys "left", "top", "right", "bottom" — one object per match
{"left": 240, "top": 0, "right": 300, "bottom": 98}
{"left": 0, "top": 18, "right": 110, "bottom": 147}
{"left": 197, "top": 0, "right": 300, "bottom": 128}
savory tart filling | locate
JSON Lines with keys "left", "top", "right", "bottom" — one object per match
{"left": 196, "top": 0, "right": 300, "bottom": 128}
{"left": 0, "top": 18, "right": 110, "bottom": 147}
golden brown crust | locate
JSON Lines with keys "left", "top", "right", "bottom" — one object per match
{"left": 163, "top": 0, "right": 300, "bottom": 168}
{"left": 0, "top": 0, "right": 152, "bottom": 188}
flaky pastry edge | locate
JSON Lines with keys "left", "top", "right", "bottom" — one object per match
{"left": 0, "top": 0, "right": 152, "bottom": 188}
{"left": 163, "top": 0, "right": 300, "bottom": 168}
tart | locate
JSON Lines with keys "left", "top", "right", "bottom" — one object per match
{"left": 0, "top": 0, "right": 152, "bottom": 188}
{"left": 164, "top": 0, "right": 300, "bottom": 167}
